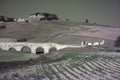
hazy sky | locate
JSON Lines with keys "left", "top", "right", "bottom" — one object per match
{"left": 0, "top": 0, "right": 120, "bottom": 26}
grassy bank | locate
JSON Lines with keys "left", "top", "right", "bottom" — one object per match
{"left": 0, "top": 49, "right": 38, "bottom": 62}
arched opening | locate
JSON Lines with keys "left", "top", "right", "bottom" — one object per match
{"left": 9, "top": 47, "right": 16, "bottom": 52}
{"left": 49, "top": 47, "right": 57, "bottom": 53}
{"left": 0, "top": 47, "right": 4, "bottom": 50}
{"left": 21, "top": 46, "right": 31, "bottom": 53}
{"left": 36, "top": 47, "right": 44, "bottom": 54}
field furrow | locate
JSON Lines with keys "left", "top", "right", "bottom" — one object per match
{"left": 91, "top": 61, "right": 116, "bottom": 80}
{"left": 85, "top": 61, "right": 106, "bottom": 77}
{"left": 94, "top": 60, "right": 120, "bottom": 79}
{"left": 70, "top": 63, "right": 91, "bottom": 79}
{"left": 47, "top": 64, "right": 61, "bottom": 79}
{"left": 98, "top": 60, "right": 120, "bottom": 74}
{"left": 110, "top": 60, "right": 120, "bottom": 66}
{"left": 52, "top": 63, "right": 71, "bottom": 80}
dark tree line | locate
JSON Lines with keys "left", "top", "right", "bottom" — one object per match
{"left": 0, "top": 16, "right": 15, "bottom": 22}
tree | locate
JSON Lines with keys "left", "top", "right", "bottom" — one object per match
{"left": 85, "top": 18, "right": 89, "bottom": 23}
{"left": 25, "top": 20, "right": 29, "bottom": 23}
{"left": 4, "top": 18, "right": 14, "bottom": 22}
{"left": 114, "top": 36, "right": 120, "bottom": 47}
{"left": 0, "top": 16, "right": 5, "bottom": 21}
{"left": 66, "top": 19, "right": 69, "bottom": 21}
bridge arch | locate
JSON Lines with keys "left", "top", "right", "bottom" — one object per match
{"left": 49, "top": 47, "right": 57, "bottom": 53}
{"left": 0, "top": 47, "right": 4, "bottom": 50}
{"left": 21, "top": 46, "right": 31, "bottom": 53}
{"left": 36, "top": 47, "right": 44, "bottom": 54}
{"left": 9, "top": 47, "right": 16, "bottom": 52}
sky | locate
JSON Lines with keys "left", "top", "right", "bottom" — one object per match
{"left": 0, "top": 0, "right": 120, "bottom": 26}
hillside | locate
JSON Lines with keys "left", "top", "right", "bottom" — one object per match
{"left": 0, "top": 21, "right": 76, "bottom": 42}
{"left": 0, "top": 20, "right": 117, "bottom": 47}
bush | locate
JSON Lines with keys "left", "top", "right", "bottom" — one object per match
{"left": 25, "top": 20, "right": 29, "bottom": 23}
{"left": 17, "top": 38, "right": 27, "bottom": 42}
{"left": 66, "top": 19, "right": 69, "bottom": 21}
{"left": 85, "top": 19, "right": 89, "bottom": 23}
{"left": 116, "top": 50, "right": 120, "bottom": 52}
{"left": 114, "top": 36, "right": 120, "bottom": 47}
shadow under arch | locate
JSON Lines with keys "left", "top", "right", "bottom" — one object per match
{"left": 9, "top": 47, "right": 16, "bottom": 52}
{"left": 49, "top": 47, "right": 57, "bottom": 53}
{"left": 0, "top": 47, "right": 3, "bottom": 50}
{"left": 21, "top": 46, "right": 31, "bottom": 53}
{"left": 36, "top": 47, "right": 44, "bottom": 54}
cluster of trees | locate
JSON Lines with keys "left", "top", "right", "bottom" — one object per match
{"left": 114, "top": 36, "right": 120, "bottom": 47}
{"left": 0, "top": 16, "right": 15, "bottom": 22}
{"left": 40, "top": 13, "right": 59, "bottom": 21}
{"left": 30, "top": 12, "right": 59, "bottom": 21}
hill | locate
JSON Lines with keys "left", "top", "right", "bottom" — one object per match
{"left": 0, "top": 21, "right": 75, "bottom": 42}
{"left": 0, "top": 20, "right": 117, "bottom": 46}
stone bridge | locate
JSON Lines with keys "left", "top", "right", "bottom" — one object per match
{"left": 0, "top": 40, "right": 105, "bottom": 54}
{"left": 0, "top": 42, "right": 85, "bottom": 54}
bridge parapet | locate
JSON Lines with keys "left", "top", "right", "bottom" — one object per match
{"left": 0, "top": 40, "right": 104, "bottom": 54}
